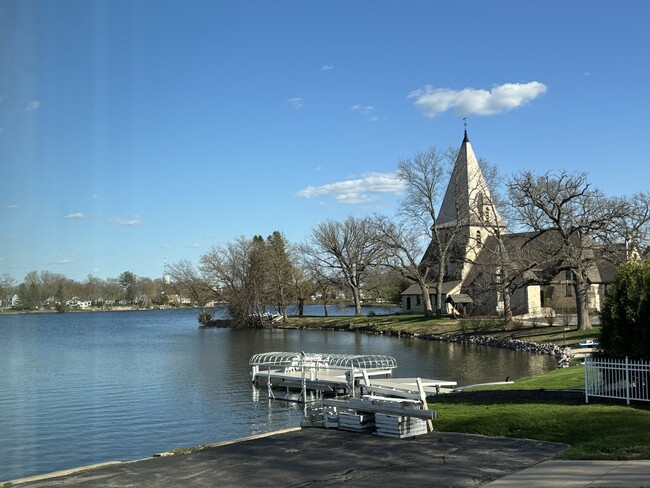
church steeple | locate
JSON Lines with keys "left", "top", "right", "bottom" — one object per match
{"left": 435, "top": 130, "right": 505, "bottom": 231}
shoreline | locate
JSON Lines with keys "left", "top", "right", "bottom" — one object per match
{"left": 275, "top": 322, "right": 572, "bottom": 367}
{"left": 2, "top": 306, "right": 575, "bottom": 366}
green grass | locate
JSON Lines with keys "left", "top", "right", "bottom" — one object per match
{"left": 486, "top": 364, "right": 587, "bottom": 390}
{"left": 434, "top": 401, "right": 650, "bottom": 459}
{"left": 431, "top": 366, "right": 650, "bottom": 460}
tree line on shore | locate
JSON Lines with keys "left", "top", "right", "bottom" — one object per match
{"left": 2, "top": 145, "right": 649, "bottom": 330}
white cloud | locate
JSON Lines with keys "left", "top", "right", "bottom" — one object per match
{"left": 351, "top": 104, "right": 376, "bottom": 115}
{"left": 108, "top": 216, "right": 141, "bottom": 226}
{"left": 65, "top": 212, "right": 85, "bottom": 219}
{"left": 53, "top": 258, "right": 74, "bottom": 264}
{"left": 26, "top": 100, "right": 41, "bottom": 111}
{"left": 287, "top": 97, "right": 304, "bottom": 109}
{"left": 296, "top": 172, "right": 404, "bottom": 205}
{"left": 321, "top": 64, "right": 335, "bottom": 71}
{"left": 408, "top": 81, "right": 547, "bottom": 117}
{"left": 8, "top": 204, "right": 18, "bottom": 209}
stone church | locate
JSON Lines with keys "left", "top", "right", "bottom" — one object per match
{"left": 401, "top": 131, "right": 619, "bottom": 318}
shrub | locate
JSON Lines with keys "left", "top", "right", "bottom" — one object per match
{"left": 599, "top": 259, "right": 650, "bottom": 359}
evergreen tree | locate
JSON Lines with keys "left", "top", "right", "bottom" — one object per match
{"left": 599, "top": 260, "right": 650, "bottom": 359}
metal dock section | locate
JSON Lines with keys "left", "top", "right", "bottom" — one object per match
{"left": 250, "top": 352, "right": 398, "bottom": 401}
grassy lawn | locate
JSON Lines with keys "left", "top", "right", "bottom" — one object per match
{"left": 431, "top": 366, "right": 650, "bottom": 460}
{"left": 484, "top": 364, "right": 586, "bottom": 390}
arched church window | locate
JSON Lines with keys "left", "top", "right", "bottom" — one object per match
{"left": 477, "top": 192, "right": 484, "bottom": 209}
{"left": 476, "top": 230, "right": 482, "bottom": 248}
{"left": 484, "top": 205, "right": 491, "bottom": 222}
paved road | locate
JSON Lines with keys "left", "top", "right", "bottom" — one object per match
{"left": 8, "top": 428, "right": 568, "bottom": 487}
{"left": 486, "top": 460, "right": 650, "bottom": 487}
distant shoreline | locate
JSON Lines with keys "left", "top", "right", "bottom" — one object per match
{"left": 0, "top": 302, "right": 400, "bottom": 317}
{"left": 0, "top": 306, "right": 185, "bottom": 316}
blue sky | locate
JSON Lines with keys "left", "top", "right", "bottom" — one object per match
{"left": 1, "top": 0, "right": 649, "bottom": 283}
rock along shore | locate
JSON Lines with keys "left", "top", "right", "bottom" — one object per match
{"left": 280, "top": 323, "right": 573, "bottom": 368}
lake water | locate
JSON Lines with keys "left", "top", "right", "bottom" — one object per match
{"left": 0, "top": 308, "right": 556, "bottom": 481}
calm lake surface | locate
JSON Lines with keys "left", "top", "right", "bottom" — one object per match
{"left": 0, "top": 308, "right": 556, "bottom": 481}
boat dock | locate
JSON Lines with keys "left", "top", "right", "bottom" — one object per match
{"left": 250, "top": 352, "right": 398, "bottom": 399}
{"left": 250, "top": 351, "right": 459, "bottom": 437}
{"left": 250, "top": 351, "right": 457, "bottom": 402}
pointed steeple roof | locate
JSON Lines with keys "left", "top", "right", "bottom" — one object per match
{"left": 436, "top": 131, "right": 506, "bottom": 230}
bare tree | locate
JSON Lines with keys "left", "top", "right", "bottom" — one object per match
{"left": 302, "top": 216, "right": 383, "bottom": 316}
{"left": 0, "top": 273, "right": 16, "bottom": 308}
{"left": 394, "top": 147, "right": 450, "bottom": 316}
{"left": 166, "top": 259, "right": 214, "bottom": 314}
{"left": 371, "top": 215, "right": 434, "bottom": 315}
{"left": 290, "top": 253, "right": 314, "bottom": 317}
{"left": 200, "top": 237, "right": 257, "bottom": 326}
{"left": 508, "top": 170, "right": 631, "bottom": 330}
{"left": 363, "top": 265, "right": 407, "bottom": 305}
{"left": 606, "top": 192, "right": 650, "bottom": 258}
{"left": 83, "top": 274, "right": 106, "bottom": 306}
{"left": 299, "top": 251, "right": 338, "bottom": 317}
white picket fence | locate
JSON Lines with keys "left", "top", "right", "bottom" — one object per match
{"left": 584, "top": 356, "right": 650, "bottom": 405}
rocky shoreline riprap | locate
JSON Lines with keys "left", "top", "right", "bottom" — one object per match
{"left": 283, "top": 323, "right": 573, "bottom": 368}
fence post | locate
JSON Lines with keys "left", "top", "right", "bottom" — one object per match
{"left": 625, "top": 356, "right": 630, "bottom": 405}
{"left": 584, "top": 357, "right": 589, "bottom": 404}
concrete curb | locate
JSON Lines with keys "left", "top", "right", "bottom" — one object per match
{"left": 3, "top": 461, "right": 123, "bottom": 486}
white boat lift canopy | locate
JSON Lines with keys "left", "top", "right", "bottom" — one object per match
{"left": 249, "top": 352, "right": 397, "bottom": 372}
{"left": 250, "top": 352, "right": 398, "bottom": 400}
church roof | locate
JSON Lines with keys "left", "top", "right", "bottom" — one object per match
{"left": 401, "top": 280, "right": 462, "bottom": 296}
{"left": 436, "top": 131, "right": 506, "bottom": 229}
{"left": 473, "top": 230, "right": 621, "bottom": 286}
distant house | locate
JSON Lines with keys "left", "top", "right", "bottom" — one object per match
{"left": 1, "top": 294, "right": 19, "bottom": 308}
{"left": 65, "top": 297, "right": 92, "bottom": 309}
{"left": 402, "top": 130, "right": 624, "bottom": 318}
